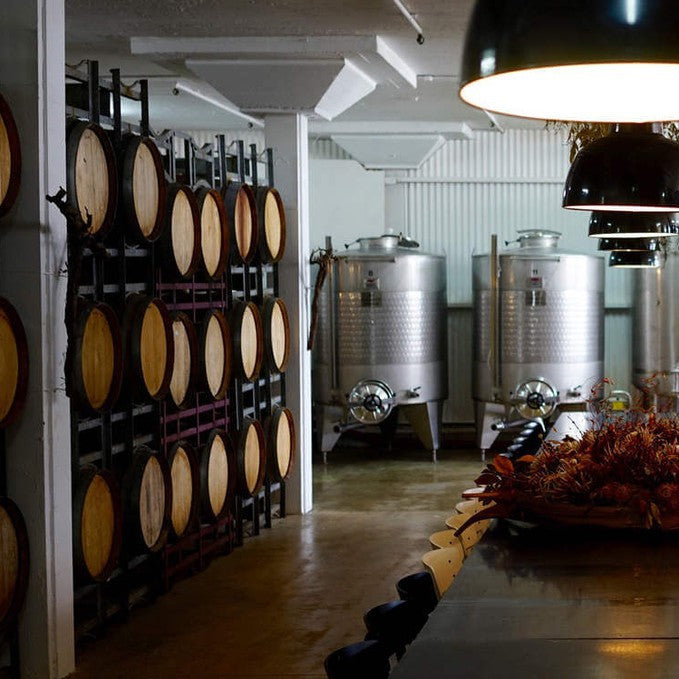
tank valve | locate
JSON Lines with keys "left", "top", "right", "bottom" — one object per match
{"left": 407, "top": 386, "right": 421, "bottom": 398}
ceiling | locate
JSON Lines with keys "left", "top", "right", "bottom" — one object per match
{"left": 65, "top": 0, "right": 540, "bottom": 139}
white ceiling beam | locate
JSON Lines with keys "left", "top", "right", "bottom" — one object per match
{"left": 131, "top": 34, "right": 418, "bottom": 90}
{"left": 310, "top": 120, "right": 474, "bottom": 141}
{"left": 375, "top": 36, "right": 417, "bottom": 88}
{"left": 330, "top": 133, "right": 447, "bottom": 170}
{"left": 315, "top": 61, "right": 377, "bottom": 120}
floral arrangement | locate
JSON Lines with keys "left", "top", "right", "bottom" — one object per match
{"left": 462, "top": 412, "right": 679, "bottom": 532}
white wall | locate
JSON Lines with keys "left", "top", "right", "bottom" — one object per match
{"left": 309, "top": 159, "right": 385, "bottom": 251}
{"left": 309, "top": 129, "right": 634, "bottom": 423}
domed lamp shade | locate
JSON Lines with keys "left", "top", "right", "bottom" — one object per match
{"left": 598, "top": 237, "right": 662, "bottom": 252}
{"left": 609, "top": 250, "right": 664, "bottom": 268}
{"left": 459, "top": 0, "right": 679, "bottom": 122}
{"left": 563, "top": 125, "right": 679, "bottom": 212}
{"left": 589, "top": 211, "right": 679, "bottom": 238}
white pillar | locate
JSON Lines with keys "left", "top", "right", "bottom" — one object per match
{"left": 0, "top": 1, "right": 75, "bottom": 677}
{"left": 265, "top": 114, "right": 313, "bottom": 514}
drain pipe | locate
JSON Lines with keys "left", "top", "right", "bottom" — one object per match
{"left": 392, "top": 0, "right": 425, "bottom": 44}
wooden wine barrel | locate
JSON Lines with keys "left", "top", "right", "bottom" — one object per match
{"left": 200, "top": 430, "right": 236, "bottom": 521}
{"left": 0, "top": 92, "right": 21, "bottom": 219}
{"left": 123, "top": 294, "right": 174, "bottom": 401}
{"left": 231, "top": 300, "right": 263, "bottom": 382}
{"left": 0, "top": 298, "right": 28, "bottom": 428}
{"left": 0, "top": 497, "right": 29, "bottom": 632}
{"left": 195, "top": 187, "right": 229, "bottom": 279}
{"left": 255, "top": 187, "right": 286, "bottom": 262}
{"left": 265, "top": 406, "right": 295, "bottom": 482}
{"left": 72, "top": 466, "right": 122, "bottom": 582}
{"left": 72, "top": 301, "right": 122, "bottom": 413}
{"left": 200, "top": 309, "right": 232, "bottom": 400}
{"left": 235, "top": 418, "right": 266, "bottom": 497}
{"left": 222, "top": 182, "right": 258, "bottom": 263}
{"left": 261, "top": 296, "right": 290, "bottom": 374}
{"left": 162, "top": 184, "right": 201, "bottom": 279}
{"left": 122, "top": 446, "right": 172, "bottom": 552}
{"left": 167, "top": 441, "right": 200, "bottom": 538}
{"left": 169, "top": 312, "right": 198, "bottom": 409}
{"left": 120, "top": 135, "right": 166, "bottom": 243}
{"left": 66, "top": 119, "right": 117, "bottom": 237}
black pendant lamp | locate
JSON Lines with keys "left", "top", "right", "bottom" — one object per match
{"left": 459, "top": 0, "right": 679, "bottom": 122}
{"left": 598, "top": 237, "right": 661, "bottom": 252}
{"left": 563, "top": 124, "right": 679, "bottom": 212}
{"left": 609, "top": 250, "right": 664, "bottom": 268}
{"left": 589, "top": 211, "right": 679, "bottom": 238}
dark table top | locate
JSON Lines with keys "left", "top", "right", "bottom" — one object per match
{"left": 391, "top": 520, "right": 679, "bottom": 678}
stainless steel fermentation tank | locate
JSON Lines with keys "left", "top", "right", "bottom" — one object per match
{"left": 472, "top": 230, "right": 604, "bottom": 455}
{"left": 314, "top": 233, "right": 447, "bottom": 461}
{"left": 634, "top": 249, "right": 679, "bottom": 406}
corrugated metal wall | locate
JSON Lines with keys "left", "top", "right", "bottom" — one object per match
{"left": 309, "top": 137, "right": 353, "bottom": 160}
{"left": 389, "top": 129, "right": 633, "bottom": 422}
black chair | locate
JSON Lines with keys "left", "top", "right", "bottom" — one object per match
{"left": 324, "top": 639, "right": 390, "bottom": 679}
{"left": 396, "top": 570, "right": 438, "bottom": 615}
{"left": 363, "top": 599, "right": 428, "bottom": 659}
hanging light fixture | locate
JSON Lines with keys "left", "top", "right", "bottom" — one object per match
{"left": 598, "top": 237, "right": 662, "bottom": 252}
{"left": 609, "top": 250, "right": 664, "bottom": 267}
{"left": 562, "top": 124, "right": 679, "bottom": 212}
{"left": 589, "top": 211, "right": 679, "bottom": 238}
{"left": 459, "top": 0, "right": 679, "bottom": 122}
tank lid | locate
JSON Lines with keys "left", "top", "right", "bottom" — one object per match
{"left": 349, "top": 231, "right": 421, "bottom": 252}
{"left": 515, "top": 229, "right": 562, "bottom": 249}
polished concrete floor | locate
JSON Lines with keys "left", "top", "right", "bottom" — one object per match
{"left": 74, "top": 434, "right": 483, "bottom": 678}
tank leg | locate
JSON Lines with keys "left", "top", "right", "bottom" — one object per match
{"left": 317, "top": 405, "right": 342, "bottom": 463}
{"left": 475, "top": 401, "right": 505, "bottom": 458}
{"left": 432, "top": 448, "right": 438, "bottom": 463}
{"left": 403, "top": 401, "right": 442, "bottom": 461}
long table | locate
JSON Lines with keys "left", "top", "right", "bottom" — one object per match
{"left": 391, "top": 520, "right": 679, "bottom": 678}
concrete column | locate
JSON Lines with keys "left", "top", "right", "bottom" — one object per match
{"left": 0, "top": 1, "right": 75, "bottom": 677}
{"left": 265, "top": 114, "right": 313, "bottom": 514}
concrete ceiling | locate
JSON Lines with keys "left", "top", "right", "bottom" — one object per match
{"left": 65, "top": 0, "right": 540, "bottom": 139}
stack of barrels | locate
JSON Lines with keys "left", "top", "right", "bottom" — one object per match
{"left": 66, "top": 115, "right": 296, "bottom": 587}
{"left": 0, "top": 92, "right": 30, "bottom": 635}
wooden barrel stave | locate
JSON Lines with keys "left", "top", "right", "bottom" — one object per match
{"left": 222, "top": 182, "right": 258, "bottom": 263}
{"left": 195, "top": 187, "right": 229, "bottom": 279}
{"left": 255, "top": 186, "right": 286, "bottom": 262}
{"left": 200, "top": 309, "right": 232, "bottom": 400}
{"left": 0, "top": 497, "right": 29, "bottom": 633}
{"left": 66, "top": 119, "right": 117, "bottom": 237}
{"left": 120, "top": 135, "right": 166, "bottom": 243}
{"left": 168, "top": 441, "right": 200, "bottom": 538}
{"left": 231, "top": 301, "right": 263, "bottom": 382}
{"left": 72, "top": 300, "right": 123, "bottom": 413}
{"left": 0, "top": 297, "right": 29, "bottom": 428}
{"left": 169, "top": 311, "right": 198, "bottom": 409}
{"left": 0, "top": 92, "right": 21, "bottom": 218}
{"left": 162, "top": 184, "right": 201, "bottom": 279}
{"left": 123, "top": 294, "right": 174, "bottom": 401}
{"left": 72, "top": 465, "right": 122, "bottom": 582}
{"left": 265, "top": 406, "right": 296, "bottom": 482}
{"left": 261, "top": 296, "right": 290, "bottom": 374}
{"left": 235, "top": 418, "right": 266, "bottom": 497}
{"left": 122, "top": 446, "right": 172, "bottom": 553}
{"left": 200, "top": 430, "right": 236, "bottom": 521}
